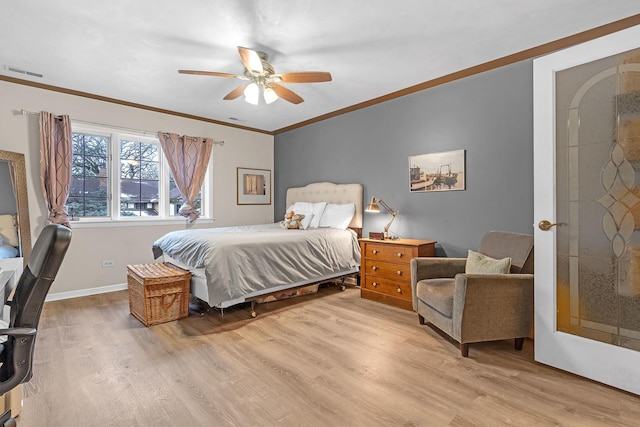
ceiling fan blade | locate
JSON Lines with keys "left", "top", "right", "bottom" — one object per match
{"left": 237, "top": 46, "right": 264, "bottom": 74}
{"left": 276, "top": 71, "right": 332, "bottom": 83}
{"left": 272, "top": 84, "right": 304, "bottom": 104}
{"left": 223, "top": 84, "right": 248, "bottom": 100}
{"left": 178, "top": 70, "right": 237, "bottom": 78}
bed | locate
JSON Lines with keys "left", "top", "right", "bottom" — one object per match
{"left": 152, "top": 182, "right": 363, "bottom": 315}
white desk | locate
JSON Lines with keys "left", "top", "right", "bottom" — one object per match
{"left": 0, "top": 269, "right": 10, "bottom": 283}
{"left": 0, "top": 258, "right": 21, "bottom": 321}
{"left": 0, "top": 258, "right": 22, "bottom": 302}
{"left": 0, "top": 259, "right": 23, "bottom": 418}
{"left": 0, "top": 268, "right": 12, "bottom": 326}
{"left": 0, "top": 269, "right": 12, "bottom": 306}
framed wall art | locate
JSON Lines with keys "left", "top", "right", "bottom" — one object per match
{"left": 408, "top": 149, "right": 466, "bottom": 192}
{"left": 237, "top": 167, "right": 271, "bottom": 205}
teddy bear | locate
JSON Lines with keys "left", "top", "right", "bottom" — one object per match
{"left": 280, "top": 211, "right": 306, "bottom": 229}
{"left": 279, "top": 211, "right": 295, "bottom": 229}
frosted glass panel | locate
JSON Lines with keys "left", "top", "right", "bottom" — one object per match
{"left": 556, "top": 47, "right": 640, "bottom": 351}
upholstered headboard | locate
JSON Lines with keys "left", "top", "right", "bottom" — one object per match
{"left": 285, "top": 182, "right": 363, "bottom": 233}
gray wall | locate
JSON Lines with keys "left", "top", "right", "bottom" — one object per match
{"left": 274, "top": 60, "right": 534, "bottom": 257}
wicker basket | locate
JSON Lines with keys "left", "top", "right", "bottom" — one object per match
{"left": 127, "top": 263, "right": 191, "bottom": 326}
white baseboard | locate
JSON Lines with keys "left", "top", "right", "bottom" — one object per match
{"left": 46, "top": 283, "right": 128, "bottom": 302}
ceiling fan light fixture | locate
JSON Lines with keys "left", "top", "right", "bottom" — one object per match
{"left": 263, "top": 87, "right": 278, "bottom": 104}
{"left": 180, "top": 46, "right": 331, "bottom": 106}
{"left": 244, "top": 82, "right": 259, "bottom": 105}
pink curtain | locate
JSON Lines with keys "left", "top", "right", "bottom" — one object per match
{"left": 158, "top": 132, "right": 214, "bottom": 223}
{"left": 39, "top": 111, "right": 72, "bottom": 227}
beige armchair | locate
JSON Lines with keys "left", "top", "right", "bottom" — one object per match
{"left": 410, "top": 231, "right": 534, "bottom": 357}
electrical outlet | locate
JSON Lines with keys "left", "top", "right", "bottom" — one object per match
{"left": 102, "top": 260, "right": 114, "bottom": 268}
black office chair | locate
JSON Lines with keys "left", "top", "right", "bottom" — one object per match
{"left": 0, "top": 224, "right": 71, "bottom": 426}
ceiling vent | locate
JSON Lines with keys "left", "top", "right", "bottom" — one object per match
{"left": 3, "top": 65, "right": 43, "bottom": 78}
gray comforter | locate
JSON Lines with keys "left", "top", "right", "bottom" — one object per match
{"left": 152, "top": 223, "right": 360, "bottom": 307}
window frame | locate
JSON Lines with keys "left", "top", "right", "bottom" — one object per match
{"left": 69, "top": 122, "right": 214, "bottom": 227}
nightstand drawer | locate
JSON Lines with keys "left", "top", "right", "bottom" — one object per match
{"left": 363, "top": 244, "right": 414, "bottom": 263}
{"left": 359, "top": 238, "right": 436, "bottom": 310}
{"left": 362, "top": 259, "right": 410, "bottom": 281}
{"left": 363, "top": 276, "right": 411, "bottom": 300}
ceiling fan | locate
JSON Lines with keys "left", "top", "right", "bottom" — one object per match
{"left": 178, "top": 46, "right": 332, "bottom": 105}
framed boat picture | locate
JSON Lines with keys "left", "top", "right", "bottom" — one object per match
{"left": 408, "top": 149, "right": 466, "bottom": 192}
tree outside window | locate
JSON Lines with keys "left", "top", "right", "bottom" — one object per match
{"left": 119, "top": 140, "right": 159, "bottom": 217}
{"left": 69, "top": 133, "right": 109, "bottom": 217}
{"left": 67, "top": 125, "right": 210, "bottom": 221}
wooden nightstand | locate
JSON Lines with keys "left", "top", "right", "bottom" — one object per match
{"left": 359, "top": 238, "right": 436, "bottom": 310}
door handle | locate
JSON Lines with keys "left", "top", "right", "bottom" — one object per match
{"left": 538, "top": 220, "right": 564, "bottom": 231}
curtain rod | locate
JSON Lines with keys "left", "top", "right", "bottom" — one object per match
{"left": 18, "top": 109, "right": 225, "bottom": 146}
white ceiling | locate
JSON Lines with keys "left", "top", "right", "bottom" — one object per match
{"left": 1, "top": 1, "right": 639, "bottom": 133}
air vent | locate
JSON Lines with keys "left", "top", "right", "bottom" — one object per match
{"left": 3, "top": 65, "right": 43, "bottom": 78}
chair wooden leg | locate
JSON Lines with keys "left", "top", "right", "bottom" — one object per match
{"left": 418, "top": 314, "right": 425, "bottom": 325}
{"left": 515, "top": 337, "right": 525, "bottom": 351}
{"left": 460, "top": 343, "right": 469, "bottom": 357}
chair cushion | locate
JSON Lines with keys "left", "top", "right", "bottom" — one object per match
{"left": 415, "top": 278, "right": 455, "bottom": 318}
{"left": 465, "top": 250, "right": 511, "bottom": 274}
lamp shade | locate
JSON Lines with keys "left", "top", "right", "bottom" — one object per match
{"left": 364, "top": 196, "right": 398, "bottom": 239}
{"left": 365, "top": 197, "right": 380, "bottom": 213}
{"left": 244, "top": 83, "right": 259, "bottom": 105}
{"left": 263, "top": 87, "right": 278, "bottom": 104}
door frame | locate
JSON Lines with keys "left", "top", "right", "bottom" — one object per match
{"left": 533, "top": 23, "right": 640, "bottom": 395}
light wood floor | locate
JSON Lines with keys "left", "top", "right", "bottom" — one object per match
{"left": 15, "top": 285, "right": 640, "bottom": 426}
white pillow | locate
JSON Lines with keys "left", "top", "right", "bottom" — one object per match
{"left": 286, "top": 202, "right": 327, "bottom": 228}
{"left": 0, "top": 215, "right": 18, "bottom": 247}
{"left": 319, "top": 203, "right": 356, "bottom": 229}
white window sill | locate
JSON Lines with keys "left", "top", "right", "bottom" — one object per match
{"left": 68, "top": 217, "right": 216, "bottom": 228}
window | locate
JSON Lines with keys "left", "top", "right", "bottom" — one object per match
{"left": 69, "top": 132, "right": 109, "bottom": 217}
{"left": 69, "top": 124, "right": 211, "bottom": 222}
{"left": 119, "top": 139, "right": 159, "bottom": 217}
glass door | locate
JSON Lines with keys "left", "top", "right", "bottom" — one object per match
{"left": 534, "top": 24, "right": 640, "bottom": 395}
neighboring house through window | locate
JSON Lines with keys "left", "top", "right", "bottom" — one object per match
{"left": 69, "top": 123, "right": 210, "bottom": 222}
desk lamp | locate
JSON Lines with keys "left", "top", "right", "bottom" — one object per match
{"left": 365, "top": 197, "right": 398, "bottom": 239}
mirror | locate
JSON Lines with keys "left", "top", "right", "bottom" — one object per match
{"left": 0, "top": 150, "right": 31, "bottom": 264}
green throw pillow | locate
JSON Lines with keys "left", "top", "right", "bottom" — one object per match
{"left": 465, "top": 250, "right": 511, "bottom": 274}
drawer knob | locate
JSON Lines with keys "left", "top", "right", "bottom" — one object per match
{"left": 372, "top": 249, "right": 378, "bottom": 254}
{"left": 397, "top": 287, "right": 402, "bottom": 293}
{"left": 396, "top": 270, "right": 402, "bottom": 275}
{"left": 372, "top": 282, "right": 378, "bottom": 287}
{"left": 396, "top": 253, "right": 403, "bottom": 257}
{"left": 372, "top": 266, "right": 378, "bottom": 271}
